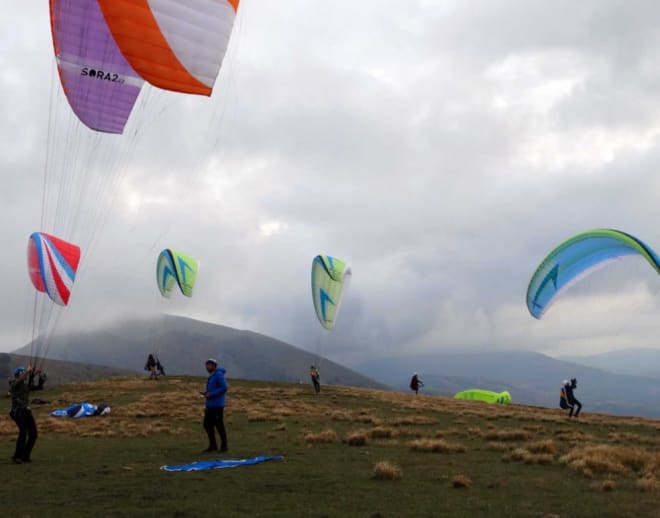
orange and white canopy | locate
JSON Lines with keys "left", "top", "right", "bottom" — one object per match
{"left": 98, "top": 0, "right": 239, "bottom": 96}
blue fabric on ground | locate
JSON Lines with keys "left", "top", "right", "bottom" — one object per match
{"left": 50, "top": 402, "right": 109, "bottom": 418}
{"left": 161, "top": 455, "right": 284, "bottom": 472}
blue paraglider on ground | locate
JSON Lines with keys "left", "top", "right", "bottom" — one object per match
{"left": 161, "top": 455, "right": 284, "bottom": 472}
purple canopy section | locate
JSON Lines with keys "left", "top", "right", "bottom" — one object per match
{"left": 50, "top": 0, "right": 143, "bottom": 134}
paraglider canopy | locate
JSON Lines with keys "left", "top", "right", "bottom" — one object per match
{"left": 50, "top": 0, "right": 144, "bottom": 134}
{"left": 156, "top": 249, "right": 199, "bottom": 298}
{"left": 311, "top": 255, "right": 352, "bottom": 330}
{"left": 454, "top": 389, "right": 511, "bottom": 405}
{"left": 27, "top": 232, "right": 81, "bottom": 306}
{"left": 527, "top": 229, "right": 660, "bottom": 319}
{"left": 97, "top": 0, "right": 240, "bottom": 95}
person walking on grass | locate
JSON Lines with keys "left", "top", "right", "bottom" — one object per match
{"left": 309, "top": 365, "right": 321, "bottom": 394}
{"left": 200, "top": 359, "right": 228, "bottom": 453}
{"left": 410, "top": 373, "right": 424, "bottom": 395}
{"left": 9, "top": 366, "right": 38, "bottom": 464}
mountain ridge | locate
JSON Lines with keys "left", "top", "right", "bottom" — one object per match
{"left": 13, "top": 315, "right": 385, "bottom": 389}
{"left": 558, "top": 347, "right": 660, "bottom": 378}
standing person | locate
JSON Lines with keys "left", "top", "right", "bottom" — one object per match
{"left": 309, "top": 365, "right": 321, "bottom": 394}
{"left": 29, "top": 370, "right": 47, "bottom": 391}
{"left": 559, "top": 380, "right": 571, "bottom": 411}
{"left": 9, "top": 366, "right": 38, "bottom": 464}
{"left": 156, "top": 357, "right": 166, "bottom": 376}
{"left": 564, "top": 378, "right": 582, "bottom": 418}
{"left": 410, "top": 373, "right": 424, "bottom": 395}
{"left": 200, "top": 359, "right": 228, "bottom": 453}
{"left": 144, "top": 354, "right": 158, "bottom": 380}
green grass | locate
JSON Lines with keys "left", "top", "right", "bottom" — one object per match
{"left": 1, "top": 376, "right": 659, "bottom": 517}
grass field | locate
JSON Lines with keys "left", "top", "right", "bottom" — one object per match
{"left": 2, "top": 376, "right": 659, "bottom": 517}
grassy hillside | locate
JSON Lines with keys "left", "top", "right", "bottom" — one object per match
{"left": 1, "top": 377, "right": 659, "bottom": 517}
{"left": 13, "top": 316, "right": 384, "bottom": 389}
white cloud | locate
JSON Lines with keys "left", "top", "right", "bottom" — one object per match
{"left": 3, "top": 1, "right": 660, "bottom": 364}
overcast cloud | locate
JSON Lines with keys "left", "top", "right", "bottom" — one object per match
{"left": 3, "top": 1, "right": 660, "bottom": 364}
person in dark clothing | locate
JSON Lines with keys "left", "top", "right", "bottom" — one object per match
{"left": 200, "top": 359, "right": 228, "bottom": 453}
{"left": 410, "top": 373, "right": 424, "bottom": 395}
{"left": 29, "top": 370, "right": 47, "bottom": 391}
{"left": 156, "top": 358, "right": 166, "bottom": 376}
{"left": 9, "top": 366, "right": 38, "bottom": 464}
{"left": 309, "top": 365, "right": 321, "bottom": 394}
{"left": 559, "top": 381, "right": 570, "bottom": 410}
{"left": 144, "top": 354, "right": 158, "bottom": 380}
{"left": 564, "top": 378, "right": 582, "bottom": 417}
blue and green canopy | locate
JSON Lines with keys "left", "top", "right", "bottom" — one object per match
{"left": 157, "top": 249, "right": 199, "bottom": 298}
{"left": 527, "top": 229, "right": 660, "bottom": 319}
{"left": 311, "top": 255, "right": 351, "bottom": 330}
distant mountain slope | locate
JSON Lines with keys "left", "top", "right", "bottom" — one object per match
{"left": 559, "top": 348, "right": 660, "bottom": 378}
{"left": 13, "top": 316, "right": 384, "bottom": 389}
{"left": 353, "top": 350, "right": 660, "bottom": 418}
{"left": 0, "top": 353, "right": 132, "bottom": 385}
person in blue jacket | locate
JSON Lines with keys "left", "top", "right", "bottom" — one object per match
{"left": 200, "top": 358, "right": 228, "bottom": 453}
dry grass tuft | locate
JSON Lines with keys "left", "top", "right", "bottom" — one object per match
{"left": 304, "top": 429, "right": 338, "bottom": 444}
{"left": 329, "top": 410, "right": 352, "bottom": 421}
{"left": 636, "top": 477, "right": 660, "bottom": 492}
{"left": 370, "top": 426, "right": 396, "bottom": 439}
{"left": 554, "top": 429, "right": 590, "bottom": 442}
{"left": 484, "top": 429, "right": 532, "bottom": 442}
{"left": 609, "top": 432, "right": 660, "bottom": 447}
{"left": 0, "top": 419, "right": 19, "bottom": 435}
{"left": 344, "top": 431, "right": 368, "bottom": 446}
{"left": 392, "top": 415, "right": 436, "bottom": 426}
{"left": 509, "top": 448, "right": 527, "bottom": 462}
{"left": 451, "top": 474, "right": 472, "bottom": 488}
{"left": 409, "top": 438, "right": 466, "bottom": 454}
{"left": 508, "top": 448, "right": 553, "bottom": 465}
{"left": 527, "top": 440, "right": 558, "bottom": 455}
{"left": 560, "top": 445, "right": 650, "bottom": 478}
{"left": 373, "top": 461, "right": 401, "bottom": 481}
{"left": 353, "top": 414, "right": 383, "bottom": 426}
{"left": 591, "top": 479, "right": 616, "bottom": 492}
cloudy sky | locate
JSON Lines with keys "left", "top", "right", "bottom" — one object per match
{"left": 3, "top": 1, "right": 660, "bottom": 364}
